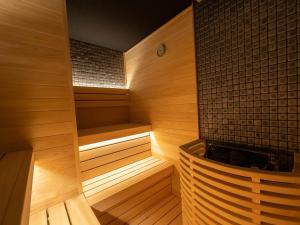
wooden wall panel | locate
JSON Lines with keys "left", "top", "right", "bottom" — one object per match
{"left": 124, "top": 6, "right": 199, "bottom": 195}
{"left": 74, "top": 87, "right": 129, "bottom": 129}
{"left": 0, "top": 0, "right": 80, "bottom": 212}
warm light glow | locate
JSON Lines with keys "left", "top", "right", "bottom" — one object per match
{"left": 149, "top": 131, "right": 165, "bottom": 156}
{"left": 73, "top": 83, "right": 126, "bottom": 89}
{"left": 79, "top": 132, "right": 150, "bottom": 151}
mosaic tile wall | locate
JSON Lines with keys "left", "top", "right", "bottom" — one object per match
{"left": 194, "top": 0, "right": 300, "bottom": 151}
{"left": 70, "top": 39, "right": 125, "bottom": 88}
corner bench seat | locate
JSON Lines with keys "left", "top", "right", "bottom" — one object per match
{"left": 29, "top": 195, "right": 100, "bottom": 225}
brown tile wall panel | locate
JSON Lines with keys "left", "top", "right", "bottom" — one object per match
{"left": 194, "top": 0, "right": 299, "bottom": 152}
{"left": 70, "top": 39, "right": 125, "bottom": 88}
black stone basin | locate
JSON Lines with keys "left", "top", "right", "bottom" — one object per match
{"left": 204, "top": 140, "right": 294, "bottom": 172}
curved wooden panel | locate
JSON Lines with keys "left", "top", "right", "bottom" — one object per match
{"left": 179, "top": 140, "right": 300, "bottom": 225}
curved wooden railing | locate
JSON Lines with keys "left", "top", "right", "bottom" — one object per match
{"left": 179, "top": 140, "right": 300, "bottom": 225}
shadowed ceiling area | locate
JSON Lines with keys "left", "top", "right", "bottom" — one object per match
{"left": 67, "top": 0, "right": 192, "bottom": 51}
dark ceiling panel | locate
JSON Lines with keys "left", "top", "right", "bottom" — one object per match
{"left": 67, "top": 0, "right": 192, "bottom": 52}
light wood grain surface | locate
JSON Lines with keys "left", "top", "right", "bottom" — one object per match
{"left": 74, "top": 87, "right": 130, "bottom": 129}
{"left": 29, "top": 195, "right": 100, "bottom": 225}
{"left": 124, "top": 6, "right": 199, "bottom": 195}
{"left": 180, "top": 140, "right": 300, "bottom": 225}
{"left": 0, "top": 150, "right": 34, "bottom": 225}
{"left": 0, "top": 0, "right": 80, "bottom": 213}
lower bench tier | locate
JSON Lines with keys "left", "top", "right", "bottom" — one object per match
{"left": 94, "top": 192, "right": 182, "bottom": 225}
{"left": 29, "top": 157, "right": 182, "bottom": 225}
{"left": 86, "top": 156, "right": 182, "bottom": 224}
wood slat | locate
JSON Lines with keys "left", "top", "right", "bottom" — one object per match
{"left": 155, "top": 203, "right": 182, "bottom": 225}
{"left": 75, "top": 107, "right": 129, "bottom": 130}
{"left": 0, "top": 150, "right": 34, "bottom": 225}
{"left": 30, "top": 195, "right": 100, "bottom": 225}
{"left": 93, "top": 182, "right": 181, "bottom": 225}
{"left": 92, "top": 158, "right": 173, "bottom": 212}
{"left": 74, "top": 93, "right": 129, "bottom": 101}
{"left": 82, "top": 157, "right": 156, "bottom": 187}
{"left": 74, "top": 87, "right": 130, "bottom": 129}
{"left": 84, "top": 159, "right": 168, "bottom": 197}
{"left": 139, "top": 196, "right": 180, "bottom": 225}
{"left": 100, "top": 179, "right": 172, "bottom": 225}
{"left": 47, "top": 203, "right": 70, "bottom": 225}
{"left": 84, "top": 157, "right": 173, "bottom": 206}
{"left": 83, "top": 157, "right": 160, "bottom": 192}
{"left": 181, "top": 157, "right": 300, "bottom": 207}
{"left": 128, "top": 195, "right": 175, "bottom": 225}
{"left": 65, "top": 195, "right": 100, "bottom": 225}
{"left": 81, "top": 151, "right": 152, "bottom": 181}
{"left": 78, "top": 123, "right": 151, "bottom": 146}
{"left": 80, "top": 143, "right": 151, "bottom": 172}
{"left": 75, "top": 101, "right": 128, "bottom": 108}
{"left": 80, "top": 136, "right": 150, "bottom": 161}
{"left": 29, "top": 210, "right": 47, "bottom": 225}
{"left": 74, "top": 86, "right": 129, "bottom": 95}
{"left": 168, "top": 214, "right": 182, "bottom": 225}
{"left": 179, "top": 140, "right": 300, "bottom": 225}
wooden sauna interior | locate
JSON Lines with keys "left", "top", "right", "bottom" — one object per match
{"left": 1, "top": 0, "right": 300, "bottom": 225}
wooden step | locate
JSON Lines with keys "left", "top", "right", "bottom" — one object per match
{"left": 29, "top": 195, "right": 100, "bottom": 225}
{"left": 96, "top": 192, "right": 182, "bottom": 225}
{"left": 79, "top": 134, "right": 152, "bottom": 181}
{"left": 83, "top": 157, "right": 173, "bottom": 207}
{"left": 78, "top": 123, "right": 151, "bottom": 146}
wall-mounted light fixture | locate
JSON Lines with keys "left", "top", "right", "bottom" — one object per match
{"left": 157, "top": 43, "right": 166, "bottom": 57}
{"left": 79, "top": 132, "right": 150, "bottom": 151}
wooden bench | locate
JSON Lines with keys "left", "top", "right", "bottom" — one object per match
{"left": 84, "top": 157, "right": 181, "bottom": 225}
{"left": 78, "top": 123, "right": 152, "bottom": 181}
{"left": 77, "top": 122, "right": 182, "bottom": 224}
{"left": 78, "top": 123, "right": 151, "bottom": 146}
{"left": 0, "top": 149, "right": 34, "bottom": 225}
{"left": 83, "top": 156, "right": 173, "bottom": 206}
{"left": 29, "top": 195, "right": 100, "bottom": 225}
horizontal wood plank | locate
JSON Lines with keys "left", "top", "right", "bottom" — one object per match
{"left": 78, "top": 123, "right": 151, "bottom": 146}
{"left": 81, "top": 151, "right": 152, "bottom": 181}
{"left": 80, "top": 143, "right": 151, "bottom": 171}
{"left": 74, "top": 86, "right": 129, "bottom": 95}
{"left": 80, "top": 136, "right": 150, "bottom": 161}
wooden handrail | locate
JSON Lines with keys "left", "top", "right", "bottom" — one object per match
{"left": 0, "top": 150, "right": 34, "bottom": 225}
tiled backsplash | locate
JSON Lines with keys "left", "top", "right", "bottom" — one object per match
{"left": 194, "top": 0, "right": 299, "bottom": 151}
{"left": 70, "top": 39, "right": 125, "bottom": 88}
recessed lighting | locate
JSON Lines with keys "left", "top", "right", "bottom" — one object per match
{"left": 79, "top": 132, "right": 150, "bottom": 151}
